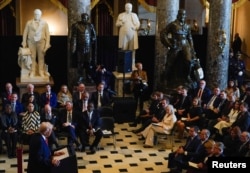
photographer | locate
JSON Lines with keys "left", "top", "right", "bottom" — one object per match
{"left": 131, "top": 62, "right": 148, "bottom": 113}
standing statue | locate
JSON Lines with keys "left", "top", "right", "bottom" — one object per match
{"left": 116, "top": 2, "right": 140, "bottom": 69}
{"left": 160, "top": 9, "right": 199, "bottom": 88}
{"left": 22, "top": 9, "right": 51, "bottom": 78}
{"left": 70, "top": 13, "right": 97, "bottom": 83}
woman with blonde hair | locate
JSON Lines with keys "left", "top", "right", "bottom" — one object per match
{"left": 138, "top": 104, "right": 177, "bottom": 148}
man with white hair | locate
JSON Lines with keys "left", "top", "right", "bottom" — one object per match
{"left": 22, "top": 9, "right": 50, "bottom": 78}
{"left": 27, "top": 122, "right": 60, "bottom": 173}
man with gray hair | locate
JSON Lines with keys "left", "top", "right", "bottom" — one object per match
{"left": 27, "top": 122, "right": 60, "bottom": 173}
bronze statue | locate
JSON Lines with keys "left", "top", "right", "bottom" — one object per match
{"left": 70, "top": 13, "right": 97, "bottom": 83}
{"left": 160, "top": 9, "right": 198, "bottom": 88}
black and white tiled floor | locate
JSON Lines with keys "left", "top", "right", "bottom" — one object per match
{"left": 0, "top": 123, "right": 185, "bottom": 173}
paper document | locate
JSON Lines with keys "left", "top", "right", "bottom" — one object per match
{"left": 188, "top": 161, "right": 198, "bottom": 168}
{"left": 53, "top": 147, "right": 69, "bottom": 161}
{"left": 102, "top": 130, "right": 112, "bottom": 135}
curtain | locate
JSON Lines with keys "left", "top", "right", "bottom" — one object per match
{"left": 0, "top": 0, "right": 15, "bottom": 36}
{"left": 138, "top": 0, "right": 156, "bottom": 13}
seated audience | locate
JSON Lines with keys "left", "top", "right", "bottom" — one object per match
{"left": 167, "top": 126, "right": 201, "bottom": 173}
{"left": 77, "top": 102, "right": 103, "bottom": 154}
{"left": 213, "top": 100, "right": 240, "bottom": 136}
{"left": 177, "top": 129, "right": 211, "bottom": 171}
{"left": 222, "top": 126, "right": 241, "bottom": 156}
{"left": 226, "top": 102, "right": 250, "bottom": 133}
{"left": 132, "top": 97, "right": 169, "bottom": 134}
{"left": 129, "top": 91, "right": 163, "bottom": 127}
{"left": 176, "top": 97, "right": 203, "bottom": 139}
{"left": 0, "top": 104, "right": 18, "bottom": 158}
{"left": 138, "top": 104, "right": 177, "bottom": 148}
{"left": 58, "top": 101, "right": 81, "bottom": 150}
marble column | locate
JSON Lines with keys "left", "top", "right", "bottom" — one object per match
{"left": 67, "top": 0, "right": 91, "bottom": 89}
{"left": 206, "top": 0, "right": 231, "bottom": 90}
{"left": 154, "top": 0, "right": 179, "bottom": 91}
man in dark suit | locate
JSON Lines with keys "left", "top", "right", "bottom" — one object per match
{"left": 192, "top": 80, "right": 211, "bottom": 107}
{"left": 59, "top": 101, "right": 82, "bottom": 150}
{"left": 40, "top": 84, "right": 57, "bottom": 108}
{"left": 90, "top": 82, "right": 111, "bottom": 109}
{"left": 230, "top": 102, "right": 250, "bottom": 132}
{"left": 27, "top": 122, "right": 60, "bottom": 173}
{"left": 174, "top": 87, "right": 192, "bottom": 120}
{"left": 167, "top": 126, "right": 201, "bottom": 173}
{"left": 72, "top": 82, "right": 86, "bottom": 111}
{"left": 77, "top": 102, "right": 103, "bottom": 154}
{"left": 0, "top": 104, "right": 19, "bottom": 158}
{"left": 1, "top": 82, "right": 17, "bottom": 109}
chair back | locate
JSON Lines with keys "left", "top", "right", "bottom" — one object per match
{"left": 99, "top": 106, "right": 113, "bottom": 117}
{"left": 100, "top": 116, "right": 115, "bottom": 132}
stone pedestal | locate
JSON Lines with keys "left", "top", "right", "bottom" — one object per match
{"left": 16, "top": 77, "right": 54, "bottom": 101}
{"left": 113, "top": 71, "right": 132, "bottom": 97}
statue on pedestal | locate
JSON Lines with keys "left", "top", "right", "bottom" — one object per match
{"left": 160, "top": 9, "right": 201, "bottom": 89}
{"left": 21, "top": 9, "right": 50, "bottom": 82}
{"left": 116, "top": 3, "right": 140, "bottom": 70}
{"left": 70, "top": 13, "right": 97, "bottom": 84}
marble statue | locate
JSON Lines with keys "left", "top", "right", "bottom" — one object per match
{"left": 116, "top": 3, "right": 140, "bottom": 70}
{"left": 21, "top": 9, "right": 50, "bottom": 80}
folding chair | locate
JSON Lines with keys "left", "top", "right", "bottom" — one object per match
{"left": 99, "top": 106, "right": 113, "bottom": 117}
{"left": 155, "top": 123, "right": 176, "bottom": 151}
{"left": 100, "top": 116, "right": 116, "bottom": 149}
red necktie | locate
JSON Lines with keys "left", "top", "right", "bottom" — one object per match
{"left": 45, "top": 138, "right": 48, "bottom": 145}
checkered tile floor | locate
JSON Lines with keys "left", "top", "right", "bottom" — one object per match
{"left": 0, "top": 122, "right": 185, "bottom": 173}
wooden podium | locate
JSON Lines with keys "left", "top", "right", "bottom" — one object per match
{"left": 16, "top": 77, "right": 54, "bottom": 101}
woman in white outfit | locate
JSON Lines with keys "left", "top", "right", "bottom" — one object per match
{"left": 139, "top": 104, "right": 177, "bottom": 148}
{"left": 214, "top": 100, "right": 240, "bottom": 135}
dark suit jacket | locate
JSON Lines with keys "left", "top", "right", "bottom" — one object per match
{"left": 72, "top": 91, "right": 83, "bottom": 111}
{"left": 77, "top": 109, "right": 102, "bottom": 132}
{"left": 231, "top": 111, "right": 250, "bottom": 132}
{"left": 184, "top": 135, "right": 201, "bottom": 153}
{"left": 40, "top": 92, "right": 57, "bottom": 108}
{"left": 90, "top": 91, "right": 111, "bottom": 109}
{"left": 0, "top": 111, "right": 18, "bottom": 131}
{"left": 59, "top": 109, "right": 79, "bottom": 129}
{"left": 27, "top": 133, "right": 52, "bottom": 173}
{"left": 192, "top": 87, "right": 211, "bottom": 106}
{"left": 21, "top": 92, "right": 41, "bottom": 106}
{"left": 6, "top": 100, "right": 24, "bottom": 116}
